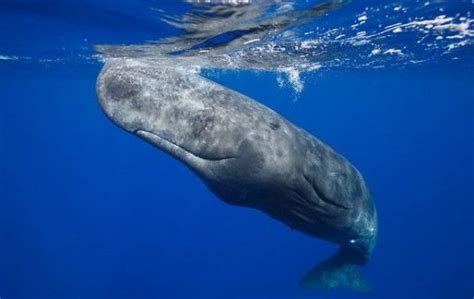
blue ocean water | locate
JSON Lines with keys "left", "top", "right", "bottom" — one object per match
{"left": 1, "top": 1, "right": 473, "bottom": 299}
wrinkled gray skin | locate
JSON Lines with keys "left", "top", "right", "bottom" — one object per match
{"left": 97, "top": 58, "right": 377, "bottom": 276}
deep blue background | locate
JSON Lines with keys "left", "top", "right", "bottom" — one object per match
{"left": 1, "top": 1, "right": 473, "bottom": 299}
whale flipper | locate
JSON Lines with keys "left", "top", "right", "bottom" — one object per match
{"left": 300, "top": 248, "right": 371, "bottom": 292}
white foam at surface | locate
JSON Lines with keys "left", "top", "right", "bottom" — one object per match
{"left": 3, "top": 0, "right": 472, "bottom": 97}
{"left": 243, "top": 38, "right": 261, "bottom": 45}
{"left": 370, "top": 48, "right": 381, "bottom": 56}
{"left": 0, "top": 55, "right": 18, "bottom": 61}
{"left": 278, "top": 67, "right": 304, "bottom": 95}
{"left": 383, "top": 48, "right": 403, "bottom": 55}
{"left": 358, "top": 15, "right": 368, "bottom": 22}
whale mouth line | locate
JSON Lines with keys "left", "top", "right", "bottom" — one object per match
{"left": 135, "top": 129, "right": 236, "bottom": 162}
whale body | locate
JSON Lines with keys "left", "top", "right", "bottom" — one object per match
{"left": 96, "top": 58, "right": 377, "bottom": 291}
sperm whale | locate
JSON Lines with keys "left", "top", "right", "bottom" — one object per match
{"left": 96, "top": 58, "right": 377, "bottom": 291}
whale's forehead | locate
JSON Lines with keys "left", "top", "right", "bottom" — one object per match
{"left": 99, "top": 60, "right": 224, "bottom": 141}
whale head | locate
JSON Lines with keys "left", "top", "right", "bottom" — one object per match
{"left": 96, "top": 58, "right": 280, "bottom": 207}
{"left": 96, "top": 59, "right": 242, "bottom": 168}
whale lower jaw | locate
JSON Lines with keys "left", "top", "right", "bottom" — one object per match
{"left": 136, "top": 130, "right": 235, "bottom": 163}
